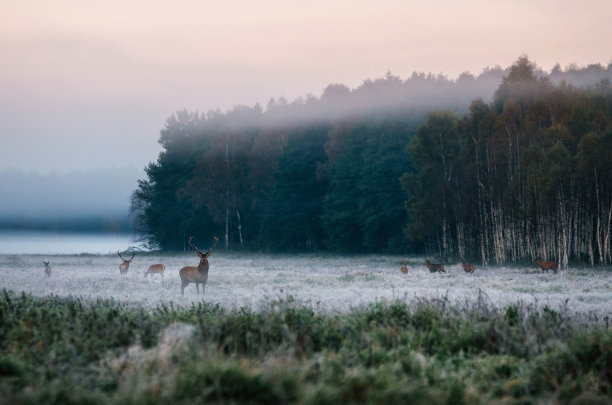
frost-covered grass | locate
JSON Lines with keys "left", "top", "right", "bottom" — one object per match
{"left": 1, "top": 254, "right": 612, "bottom": 317}
{"left": 3, "top": 254, "right": 612, "bottom": 403}
{"left": 2, "top": 253, "right": 612, "bottom": 403}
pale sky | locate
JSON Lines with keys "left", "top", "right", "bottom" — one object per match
{"left": 1, "top": 0, "right": 611, "bottom": 174}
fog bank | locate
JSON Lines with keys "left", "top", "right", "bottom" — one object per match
{"left": 0, "top": 167, "right": 142, "bottom": 231}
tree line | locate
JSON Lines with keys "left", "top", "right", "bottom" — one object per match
{"left": 131, "top": 57, "right": 612, "bottom": 264}
{"left": 405, "top": 57, "right": 612, "bottom": 266}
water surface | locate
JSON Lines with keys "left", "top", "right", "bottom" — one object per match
{"left": 0, "top": 230, "right": 137, "bottom": 254}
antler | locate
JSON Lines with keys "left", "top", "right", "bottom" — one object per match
{"left": 206, "top": 236, "right": 219, "bottom": 256}
{"left": 189, "top": 236, "right": 204, "bottom": 257}
{"left": 118, "top": 250, "right": 135, "bottom": 262}
{"left": 189, "top": 236, "right": 219, "bottom": 257}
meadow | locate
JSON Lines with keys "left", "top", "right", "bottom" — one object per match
{"left": 1, "top": 254, "right": 611, "bottom": 403}
{"left": 1, "top": 254, "right": 612, "bottom": 316}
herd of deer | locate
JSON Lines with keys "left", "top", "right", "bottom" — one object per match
{"left": 115, "top": 236, "right": 220, "bottom": 295}
{"left": 39, "top": 235, "right": 559, "bottom": 296}
{"left": 40, "top": 236, "right": 219, "bottom": 296}
{"left": 400, "top": 258, "right": 558, "bottom": 274}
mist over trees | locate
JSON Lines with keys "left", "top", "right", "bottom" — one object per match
{"left": 132, "top": 58, "right": 612, "bottom": 264}
{"left": 0, "top": 167, "right": 140, "bottom": 233}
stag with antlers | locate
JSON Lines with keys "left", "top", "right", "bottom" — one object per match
{"left": 179, "top": 236, "right": 219, "bottom": 295}
{"left": 117, "top": 250, "right": 135, "bottom": 275}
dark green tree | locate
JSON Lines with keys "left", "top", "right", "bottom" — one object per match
{"left": 324, "top": 116, "right": 415, "bottom": 252}
{"left": 265, "top": 124, "right": 330, "bottom": 251}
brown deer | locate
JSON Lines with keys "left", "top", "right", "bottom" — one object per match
{"left": 425, "top": 259, "right": 445, "bottom": 273}
{"left": 117, "top": 250, "right": 135, "bottom": 275}
{"left": 144, "top": 264, "right": 166, "bottom": 278}
{"left": 535, "top": 259, "right": 558, "bottom": 274}
{"left": 179, "top": 236, "right": 219, "bottom": 295}
{"left": 401, "top": 260, "right": 409, "bottom": 274}
{"left": 43, "top": 261, "right": 51, "bottom": 278}
{"left": 462, "top": 261, "right": 475, "bottom": 274}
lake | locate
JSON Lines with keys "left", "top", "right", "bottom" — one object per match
{"left": 0, "top": 230, "right": 138, "bottom": 254}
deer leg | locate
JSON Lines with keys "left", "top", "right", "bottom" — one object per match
{"left": 181, "top": 281, "right": 188, "bottom": 295}
{"left": 196, "top": 283, "right": 200, "bottom": 294}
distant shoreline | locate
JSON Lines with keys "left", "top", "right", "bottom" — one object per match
{"left": 0, "top": 216, "right": 133, "bottom": 234}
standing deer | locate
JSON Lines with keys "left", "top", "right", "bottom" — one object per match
{"left": 43, "top": 261, "right": 51, "bottom": 278}
{"left": 462, "top": 261, "right": 475, "bottom": 274}
{"left": 117, "top": 250, "right": 135, "bottom": 275}
{"left": 179, "top": 236, "right": 219, "bottom": 295}
{"left": 535, "top": 259, "right": 558, "bottom": 274}
{"left": 401, "top": 260, "right": 409, "bottom": 274}
{"left": 425, "top": 259, "right": 445, "bottom": 273}
{"left": 144, "top": 264, "right": 166, "bottom": 278}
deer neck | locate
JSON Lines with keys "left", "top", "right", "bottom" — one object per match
{"left": 198, "top": 259, "right": 209, "bottom": 274}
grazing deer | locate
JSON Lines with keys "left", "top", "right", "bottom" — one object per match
{"left": 425, "top": 259, "right": 445, "bottom": 273}
{"left": 462, "top": 261, "right": 475, "bottom": 274}
{"left": 535, "top": 259, "right": 558, "bottom": 274}
{"left": 401, "top": 260, "right": 409, "bottom": 274}
{"left": 43, "top": 261, "right": 51, "bottom": 278}
{"left": 179, "top": 236, "right": 219, "bottom": 295}
{"left": 144, "top": 264, "right": 166, "bottom": 278}
{"left": 117, "top": 250, "right": 135, "bottom": 275}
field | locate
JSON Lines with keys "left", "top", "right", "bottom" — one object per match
{"left": 1, "top": 254, "right": 612, "bottom": 404}
{"left": 1, "top": 254, "right": 612, "bottom": 316}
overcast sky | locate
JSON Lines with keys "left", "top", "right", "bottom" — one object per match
{"left": 1, "top": 0, "right": 611, "bottom": 174}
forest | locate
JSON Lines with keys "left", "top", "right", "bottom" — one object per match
{"left": 131, "top": 57, "right": 612, "bottom": 265}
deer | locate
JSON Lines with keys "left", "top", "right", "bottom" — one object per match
{"left": 462, "top": 261, "right": 475, "bottom": 274}
{"left": 144, "top": 264, "right": 166, "bottom": 278}
{"left": 535, "top": 259, "right": 558, "bottom": 274}
{"left": 117, "top": 250, "right": 135, "bottom": 275}
{"left": 401, "top": 260, "right": 409, "bottom": 274}
{"left": 425, "top": 259, "right": 445, "bottom": 273}
{"left": 179, "top": 236, "right": 219, "bottom": 295}
{"left": 43, "top": 261, "right": 51, "bottom": 278}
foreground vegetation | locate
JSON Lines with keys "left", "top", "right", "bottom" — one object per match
{"left": 1, "top": 290, "right": 611, "bottom": 404}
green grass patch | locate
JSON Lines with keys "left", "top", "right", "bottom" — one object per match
{"left": 0, "top": 289, "right": 611, "bottom": 404}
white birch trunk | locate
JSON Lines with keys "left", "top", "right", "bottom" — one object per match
{"left": 604, "top": 199, "right": 612, "bottom": 264}
{"left": 595, "top": 169, "right": 603, "bottom": 264}
{"left": 236, "top": 210, "right": 244, "bottom": 247}
{"left": 225, "top": 206, "right": 229, "bottom": 249}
